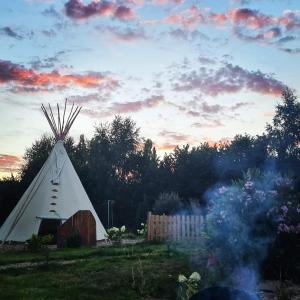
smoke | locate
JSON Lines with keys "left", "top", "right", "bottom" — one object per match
{"left": 202, "top": 169, "right": 293, "bottom": 291}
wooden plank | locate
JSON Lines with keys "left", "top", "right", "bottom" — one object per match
{"left": 175, "top": 215, "right": 179, "bottom": 242}
{"left": 159, "top": 215, "right": 163, "bottom": 241}
{"left": 152, "top": 214, "right": 156, "bottom": 241}
{"left": 192, "top": 215, "right": 196, "bottom": 241}
{"left": 155, "top": 214, "right": 160, "bottom": 241}
{"left": 147, "top": 212, "right": 152, "bottom": 241}
{"left": 172, "top": 216, "right": 175, "bottom": 242}
{"left": 164, "top": 215, "right": 168, "bottom": 240}
{"left": 195, "top": 215, "right": 200, "bottom": 241}
{"left": 167, "top": 215, "right": 171, "bottom": 241}
{"left": 185, "top": 216, "right": 191, "bottom": 240}
{"left": 181, "top": 216, "right": 186, "bottom": 241}
{"left": 190, "top": 215, "right": 194, "bottom": 241}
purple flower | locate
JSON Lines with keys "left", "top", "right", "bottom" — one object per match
{"left": 277, "top": 215, "right": 284, "bottom": 222}
{"left": 244, "top": 181, "right": 253, "bottom": 189}
{"left": 218, "top": 186, "right": 227, "bottom": 194}
{"left": 279, "top": 224, "right": 290, "bottom": 233}
{"left": 281, "top": 205, "right": 288, "bottom": 214}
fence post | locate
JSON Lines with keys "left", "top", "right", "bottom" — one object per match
{"left": 147, "top": 212, "right": 152, "bottom": 241}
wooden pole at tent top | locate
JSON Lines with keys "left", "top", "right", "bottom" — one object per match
{"left": 41, "top": 99, "right": 82, "bottom": 141}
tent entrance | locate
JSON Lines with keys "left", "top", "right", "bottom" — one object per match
{"left": 38, "top": 219, "right": 62, "bottom": 243}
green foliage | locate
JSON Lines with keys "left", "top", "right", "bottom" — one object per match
{"left": 26, "top": 234, "right": 53, "bottom": 266}
{"left": 177, "top": 272, "right": 201, "bottom": 300}
{"left": 131, "top": 258, "right": 146, "bottom": 296}
{"left": 26, "top": 234, "right": 53, "bottom": 252}
{"left": 267, "top": 88, "right": 300, "bottom": 163}
{"left": 105, "top": 226, "right": 126, "bottom": 242}
{"left": 0, "top": 175, "right": 22, "bottom": 226}
{"left": 66, "top": 230, "right": 82, "bottom": 248}
{"left": 153, "top": 192, "right": 184, "bottom": 215}
{"left": 137, "top": 223, "right": 147, "bottom": 238}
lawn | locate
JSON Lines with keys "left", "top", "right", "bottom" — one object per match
{"left": 0, "top": 243, "right": 192, "bottom": 300}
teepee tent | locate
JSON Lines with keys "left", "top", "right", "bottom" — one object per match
{"left": 0, "top": 101, "right": 106, "bottom": 242}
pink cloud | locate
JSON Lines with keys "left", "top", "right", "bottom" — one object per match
{"left": 152, "top": 0, "right": 183, "bottom": 6}
{"left": 98, "top": 25, "right": 147, "bottom": 43}
{"left": 110, "top": 95, "right": 164, "bottom": 113}
{"left": 164, "top": 6, "right": 205, "bottom": 27}
{"left": 163, "top": 6, "right": 300, "bottom": 44}
{"left": 192, "top": 120, "right": 224, "bottom": 128}
{"left": 0, "top": 154, "right": 21, "bottom": 173}
{"left": 159, "top": 130, "right": 190, "bottom": 143}
{"left": 64, "top": 0, "right": 135, "bottom": 21}
{"left": 82, "top": 95, "right": 165, "bottom": 118}
{"left": 227, "top": 8, "right": 274, "bottom": 29}
{"left": 0, "top": 59, "right": 118, "bottom": 92}
{"left": 173, "top": 63, "right": 286, "bottom": 96}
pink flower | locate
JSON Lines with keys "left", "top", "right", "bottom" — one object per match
{"left": 244, "top": 181, "right": 253, "bottom": 189}
{"left": 218, "top": 186, "right": 227, "bottom": 194}
{"left": 281, "top": 205, "right": 288, "bottom": 214}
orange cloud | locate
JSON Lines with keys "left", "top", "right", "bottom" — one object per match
{"left": 164, "top": 6, "right": 205, "bottom": 27}
{"left": 0, "top": 154, "right": 22, "bottom": 174}
{"left": 163, "top": 7, "right": 300, "bottom": 35}
{"left": 64, "top": 0, "right": 135, "bottom": 21}
{"left": 0, "top": 60, "right": 118, "bottom": 92}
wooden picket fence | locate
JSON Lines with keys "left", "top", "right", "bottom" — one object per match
{"left": 147, "top": 212, "right": 204, "bottom": 242}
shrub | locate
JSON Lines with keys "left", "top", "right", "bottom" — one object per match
{"left": 153, "top": 192, "right": 184, "bottom": 215}
{"left": 137, "top": 223, "right": 147, "bottom": 239}
{"left": 26, "top": 234, "right": 53, "bottom": 252}
{"left": 205, "top": 169, "right": 298, "bottom": 277}
{"left": 105, "top": 226, "right": 126, "bottom": 242}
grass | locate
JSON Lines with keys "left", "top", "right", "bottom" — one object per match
{"left": 0, "top": 243, "right": 192, "bottom": 299}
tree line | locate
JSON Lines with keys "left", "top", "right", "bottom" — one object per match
{"left": 0, "top": 89, "right": 299, "bottom": 229}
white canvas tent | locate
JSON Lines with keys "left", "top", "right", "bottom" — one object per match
{"left": 0, "top": 101, "right": 106, "bottom": 242}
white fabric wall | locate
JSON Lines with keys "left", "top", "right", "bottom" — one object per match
{"left": 0, "top": 141, "right": 106, "bottom": 242}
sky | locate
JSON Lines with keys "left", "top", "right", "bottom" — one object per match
{"left": 0, "top": 0, "right": 300, "bottom": 178}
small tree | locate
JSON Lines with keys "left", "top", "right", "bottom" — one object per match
{"left": 153, "top": 192, "right": 184, "bottom": 215}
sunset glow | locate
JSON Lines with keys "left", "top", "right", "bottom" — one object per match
{"left": 0, "top": 0, "right": 299, "bottom": 177}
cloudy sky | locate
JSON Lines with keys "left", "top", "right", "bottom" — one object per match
{"left": 0, "top": 0, "right": 300, "bottom": 177}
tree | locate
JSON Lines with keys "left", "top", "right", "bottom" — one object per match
{"left": 133, "top": 139, "right": 160, "bottom": 225}
{"left": 88, "top": 116, "right": 142, "bottom": 227}
{"left": 267, "top": 88, "right": 300, "bottom": 174}
{"left": 72, "top": 135, "right": 90, "bottom": 188}
{"left": 216, "top": 134, "right": 269, "bottom": 182}
{"left": 153, "top": 192, "right": 183, "bottom": 215}
{"left": 0, "top": 175, "right": 22, "bottom": 226}
{"left": 20, "top": 135, "right": 54, "bottom": 187}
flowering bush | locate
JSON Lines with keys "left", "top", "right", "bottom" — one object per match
{"left": 105, "top": 225, "right": 126, "bottom": 242}
{"left": 177, "top": 272, "right": 201, "bottom": 300}
{"left": 205, "top": 169, "right": 299, "bottom": 271}
{"left": 137, "top": 223, "right": 147, "bottom": 238}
